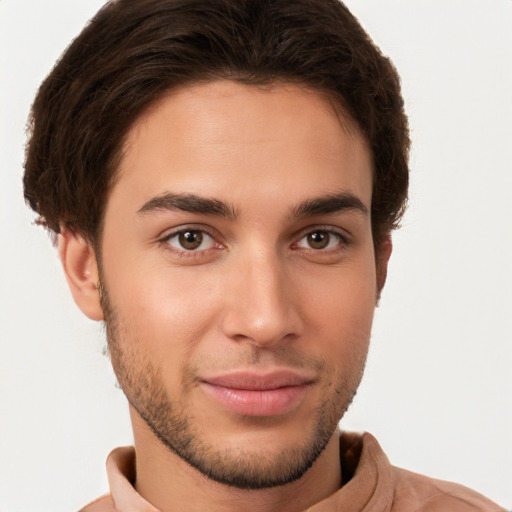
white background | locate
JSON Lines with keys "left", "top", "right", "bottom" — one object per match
{"left": 1, "top": 1, "right": 511, "bottom": 510}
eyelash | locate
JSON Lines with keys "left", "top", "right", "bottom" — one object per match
{"left": 159, "top": 225, "right": 351, "bottom": 258}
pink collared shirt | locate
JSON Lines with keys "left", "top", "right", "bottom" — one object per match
{"left": 80, "top": 432, "right": 505, "bottom": 512}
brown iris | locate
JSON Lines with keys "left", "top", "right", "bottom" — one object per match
{"left": 179, "top": 230, "right": 203, "bottom": 250}
{"left": 307, "top": 231, "right": 330, "bottom": 249}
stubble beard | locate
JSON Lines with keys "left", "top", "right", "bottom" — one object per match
{"left": 100, "top": 281, "right": 366, "bottom": 490}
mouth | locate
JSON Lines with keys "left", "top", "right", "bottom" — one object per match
{"left": 200, "top": 370, "right": 313, "bottom": 417}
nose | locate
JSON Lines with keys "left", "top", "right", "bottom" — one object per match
{"left": 220, "top": 250, "right": 303, "bottom": 348}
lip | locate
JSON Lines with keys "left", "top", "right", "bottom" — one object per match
{"left": 201, "top": 370, "right": 313, "bottom": 417}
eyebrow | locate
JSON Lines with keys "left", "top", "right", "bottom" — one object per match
{"left": 291, "top": 192, "right": 368, "bottom": 219}
{"left": 137, "top": 192, "right": 238, "bottom": 219}
{"left": 137, "top": 191, "right": 367, "bottom": 221}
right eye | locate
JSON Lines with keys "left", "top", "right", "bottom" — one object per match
{"left": 164, "top": 229, "right": 217, "bottom": 252}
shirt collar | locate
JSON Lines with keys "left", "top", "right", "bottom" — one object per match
{"left": 106, "top": 432, "right": 393, "bottom": 512}
{"left": 107, "top": 445, "right": 161, "bottom": 511}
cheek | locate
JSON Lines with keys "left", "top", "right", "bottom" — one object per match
{"left": 103, "top": 266, "right": 222, "bottom": 402}
{"left": 299, "top": 263, "right": 377, "bottom": 355}
{"left": 102, "top": 246, "right": 222, "bottom": 360}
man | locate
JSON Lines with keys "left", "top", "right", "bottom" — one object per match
{"left": 20, "top": 0, "right": 507, "bottom": 510}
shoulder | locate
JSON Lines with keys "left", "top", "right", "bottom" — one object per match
{"left": 392, "top": 467, "right": 506, "bottom": 512}
{"left": 78, "top": 494, "right": 116, "bottom": 512}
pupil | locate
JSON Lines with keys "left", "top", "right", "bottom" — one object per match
{"left": 179, "top": 230, "right": 203, "bottom": 250}
{"left": 308, "top": 231, "right": 329, "bottom": 249}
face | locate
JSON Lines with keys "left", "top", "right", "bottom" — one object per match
{"left": 98, "top": 80, "right": 379, "bottom": 488}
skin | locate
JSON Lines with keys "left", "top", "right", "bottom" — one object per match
{"left": 60, "top": 80, "right": 391, "bottom": 512}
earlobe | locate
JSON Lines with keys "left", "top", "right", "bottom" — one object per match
{"left": 376, "top": 234, "right": 393, "bottom": 303}
{"left": 58, "top": 228, "right": 104, "bottom": 321}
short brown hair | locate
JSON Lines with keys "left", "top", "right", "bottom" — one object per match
{"left": 23, "top": 0, "right": 409, "bottom": 248}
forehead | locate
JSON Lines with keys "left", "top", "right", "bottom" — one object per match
{"left": 109, "top": 80, "right": 372, "bottom": 214}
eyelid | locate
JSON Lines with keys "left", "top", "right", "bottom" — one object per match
{"left": 159, "top": 223, "right": 222, "bottom": 242}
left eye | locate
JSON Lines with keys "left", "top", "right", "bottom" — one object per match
{"left": 165, "top": 230, "right": 216, "bottom": 251}
{"left": 296, "top": 230, "right": 342, "bottom": 250}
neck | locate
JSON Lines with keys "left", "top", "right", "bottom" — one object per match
{"left": 130, "top": 407, "right": 342, "bottom": 512}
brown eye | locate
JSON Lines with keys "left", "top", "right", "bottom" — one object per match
{"left": 295, "top": 230, "right": 343, "bottom": 251}
{"left": 178, "top": 230, "right": 203, "bottom": 250}
{"left": 307, "top": 231, "right": 330, "bottom": 249}
{"left": 165, "top": 229, "right": 216, "bottom": 252}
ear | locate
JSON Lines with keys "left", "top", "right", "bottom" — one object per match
{"left": 58, "top": 228, "right": 104, "bottom": 321}
{"left": 376, "top": 234, "right": 393, "bottom": 302}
